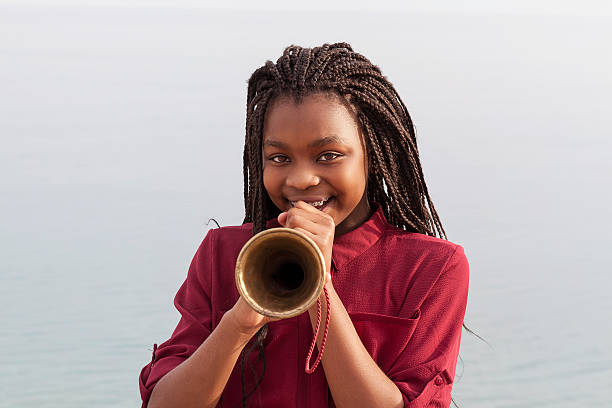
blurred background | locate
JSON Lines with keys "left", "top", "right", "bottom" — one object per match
{"left": 1, "top": 1, "right": 611, "bottom": 407}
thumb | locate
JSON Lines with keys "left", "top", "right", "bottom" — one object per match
{"left": 277, "top": 212, "right": 287, "bottom": 226}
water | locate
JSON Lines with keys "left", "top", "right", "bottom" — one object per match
{"left": 1, "top": 4, "right": 611, "bottom": 407}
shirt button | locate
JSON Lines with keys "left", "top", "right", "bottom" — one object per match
{"left": 434, "top": 376, "right": 444, "bottom": 386}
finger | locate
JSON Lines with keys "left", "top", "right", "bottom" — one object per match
{"left": 292, "top": 227, "right": 317, "bottom": 243}
{"left": 293, "top": 201, "right": 335, "bottom": 223}
{"left": 287, "top": 203, "right": 335, "bottom": 227}
{"left": 284, "top": 211, "right": 334, "bottom": 239}
{"left": 293, "top": 226, "right": 331, "bottom": 260}
{"left": 285, "top": 214, "right": 324, "bottom": 235}
{"left": 278, "top": 208, "right": 314, "bottom": 228}
{"left": 278, "top": 210, "right": 326, "bottom": 228}
{"left": 283, "top": 212, "right": 321, "bottom": 234}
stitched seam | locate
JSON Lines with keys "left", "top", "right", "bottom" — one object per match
{"left": 413, "top": 245, "right": 459, "bottom": 312}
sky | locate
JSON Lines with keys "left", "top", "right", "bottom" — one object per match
{"left": 2, "top": 0, "right": 612, "bottom": 16}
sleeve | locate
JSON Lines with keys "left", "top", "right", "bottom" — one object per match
{"left": 138, "top": 230, "right": 216, "bottom": 408}
{"left": 392, "top": 245, "right": 469, "bottom": 408}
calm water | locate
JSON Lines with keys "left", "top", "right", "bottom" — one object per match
{"left": 1, "top": 5, "right": 611, "bottom": 407}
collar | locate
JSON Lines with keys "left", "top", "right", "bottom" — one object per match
{"left": 331, "top": 203, "right": 387, "bottom": 270}
{"left": 266, "top": 203, "right": 388, "bottom": 271}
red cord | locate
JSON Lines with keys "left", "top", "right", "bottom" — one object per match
{"left": 305, "top": 287, "right": 331, "bottom": 374}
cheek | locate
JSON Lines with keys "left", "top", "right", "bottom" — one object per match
{"left": 341, "top": 157, "right": 368, "bottom": 194}
{"left": 262, "top": 167, "right": 280, "bottom": 197}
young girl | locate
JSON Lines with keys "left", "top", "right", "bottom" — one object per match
{"left": 139, "top": 42, "right": 469, "bottom": 408}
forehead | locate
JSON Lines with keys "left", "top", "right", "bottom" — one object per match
{"left": 262, "top": 93, "right": 362, "bottom": 147}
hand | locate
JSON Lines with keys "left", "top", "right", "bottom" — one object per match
{"left": 225, "top": 297, "right": 279, "bottom": 337}
{"left": 277, "top": 201, "right": 334, "bottom": 287}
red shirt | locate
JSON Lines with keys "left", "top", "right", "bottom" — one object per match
{"left": 139, "top": 205, "right": 469, "bottom": 407}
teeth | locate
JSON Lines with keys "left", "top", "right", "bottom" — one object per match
{"left": 290, "top": 199, "right": 328, "bottom": 208}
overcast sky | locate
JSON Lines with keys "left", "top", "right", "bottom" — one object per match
{"left": 2, "top": 0, "right": 612, "bottom": 16}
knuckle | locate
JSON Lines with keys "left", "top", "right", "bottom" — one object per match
{"left": 320, "top": 212, "right": 333, "bottom": 222}
{"left": 286, "top": 208, "right": 299, "bottom": 219}
{"left": 285, "top": 212, "right": 302, "bottom": 226}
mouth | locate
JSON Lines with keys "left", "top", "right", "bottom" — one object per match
{"left": 289, "top": 197, "right": 334, "bottom": 211}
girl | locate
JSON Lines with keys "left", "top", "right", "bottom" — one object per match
{"left": 139, "top": 43, "right": 469, "bottom": 408}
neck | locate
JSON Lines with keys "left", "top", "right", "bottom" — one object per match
{"left": 334, "top": 194, "right": 372, "bottom": 236}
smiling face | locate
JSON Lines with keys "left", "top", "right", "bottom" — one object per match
{"left": 262, "top": 93, "right": 371, "bottom": 236}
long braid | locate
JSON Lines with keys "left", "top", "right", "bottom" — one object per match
{"left": 238, "top": 42, "right": 455, "bottom": 406}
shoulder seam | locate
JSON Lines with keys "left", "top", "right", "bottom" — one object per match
{"left": 411, "top": 244, "right": 461, "bottom": 312}
{"left": 440, "top": 245, "right": 460, "bottom": 276}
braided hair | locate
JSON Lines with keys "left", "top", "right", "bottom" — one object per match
{"left": 243, "top": 42, "right": 446, "bottom": 239}
{"left": 236, "top": 42, "right": 454, "bottom": 407}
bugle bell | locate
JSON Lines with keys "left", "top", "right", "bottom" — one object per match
{"left": 235, "top": 227, "right": 326, "bottom": 319}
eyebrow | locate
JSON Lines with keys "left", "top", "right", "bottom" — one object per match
{"left": 263, "top": 135, "right": 347, "bottom": 149}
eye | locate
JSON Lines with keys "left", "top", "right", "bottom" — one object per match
{"left": 318, "top": 152, "right": 341, "bottom": 162}
{"left": 269, "top": 155, "right": 290, "bottom": 164}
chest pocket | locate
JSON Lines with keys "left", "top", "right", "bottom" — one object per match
{"left": 349, "top": 310, "right": 420, "bottom": 373}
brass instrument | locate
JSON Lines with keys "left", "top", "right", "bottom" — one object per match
{"left": 235, "top": 228, "right": 326, "bottom": 319}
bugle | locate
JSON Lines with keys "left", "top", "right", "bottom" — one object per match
{"left": 235, "top": 228, "right": 326, "bottom": 319}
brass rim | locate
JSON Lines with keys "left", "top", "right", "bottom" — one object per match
{"left": 235, "top": 227, "right": 326, "bottom": 319}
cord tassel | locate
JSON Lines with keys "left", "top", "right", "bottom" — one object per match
{"left": 305, "top": 287, "right": 331, "bottom": 373}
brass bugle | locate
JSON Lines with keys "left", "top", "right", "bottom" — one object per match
{"left": 235, "top": 228, "right": 326, "bottom": 319}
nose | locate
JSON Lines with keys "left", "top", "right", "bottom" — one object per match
{"left": 285, "top": 163, "right": 320, "bottom": 190}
